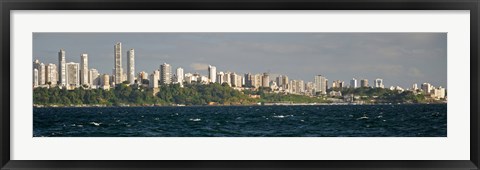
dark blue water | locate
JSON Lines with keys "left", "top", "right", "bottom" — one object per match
{"left": 33, "top": 104, "right": 447, "bottom": 137}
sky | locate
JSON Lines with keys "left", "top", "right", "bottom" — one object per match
{"left": 32, "top": 33, "right": 447, "bottom": 88}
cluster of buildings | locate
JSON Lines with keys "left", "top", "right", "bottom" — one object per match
{"left": 33, "top": 42, "right": 446, "bottom": 100}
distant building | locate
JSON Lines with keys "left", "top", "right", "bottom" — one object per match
{"left": 160, "top": 63, "right": 172, "bottom": 85}
{"left": 127, "top": 49, "right": 135, "bottom": 84}
{"left": 332, "top": 80, "right": 344, "bottom": 88}
{"left": 421, "top": 83, "right": 433, "bottom": 94}
{"left": 114, "top": 42, "right": 123, "bottom": 84}
{"left": 374, "top": 78, "right": 384, "bottom": 88}
{"left": 217, "top": 72, "right": 225, "bottom": 84}
{"left": 58, "top": 49, "right": 66, "bottom": 87}
{"left": 432, "top": 86, "right": 446, "bottom": 99}
{"left": 176, "top": 67, "right": 184, "bottom": 86}
{"left": 150, "top": 70, "right": 160, "bottom": 88}
{"left": 360, "top": 79, "right": 369, "bottom": 87}
{"left": 33, "top": 69, "right": 38, "bottom": 87}
{"left": 261, "top": 73, "right": 270, "bottom": 87}
{"left": 101, "top": 74, "right": 110, "bottom": 90}
{"left": 45, "top": 63, "right": 57, "bottom": 86}
{"left": 412, "top": 83, "right": 418, "bottom": 91}
{"left": 314, "top": 75, "right": 327, "bottom": 94}
{"left": 80, "top": 53, "right": 89, "bottom": 86}
{"left": 208, "top": 65, "right": 216, "bottom": 83}
{"left": 350, "top": 78, "right": 357, "bottom": 88}
{"left": 89, "top": 68, "right": 99, "bottom": 86}
{"left": 66, "top": 62, "right": 80, "bottom": 90}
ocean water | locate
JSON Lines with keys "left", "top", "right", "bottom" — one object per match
{"left": 33, "top": 104, "right": 447, "bottom": 137}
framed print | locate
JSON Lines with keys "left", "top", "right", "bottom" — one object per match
{"left": 1, "top": 0, "right": 479, "bottom": 169}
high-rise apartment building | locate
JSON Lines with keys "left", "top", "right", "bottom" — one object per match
{"left": 33, "top": 69, "right": 38, "bottom": 87}
{"left": 150, "top": 70, "right": 160, "bottom": 88}
{"left": 261, "top": 73, "right": 269, "bottom": 87}
{"left": 160, "top": 63, "right": 172, "bottom": 85}
{"left": 127, "top": 49, "right": 135, "bottom": 84}
{"left": 80, "top": 53, "right": 89, "bottom": 85}
{"left": 314, "top": 75, "right": 327, "bottom": 94}
{"left": 101, "top": 74, "right": 110, "bottom": 90}
{"left": 208, "top": 65, "right": 216, "bottom": 83}
{"left": 46, "top": 63, "right": 57, "bottom": 86}
{"left": 58, "top": 49, "right": 66, "bottom": 87}
{"left": 114, "top": 42, "right": 123, "bottom": 84}
{"left": 360, "top": 79, "right": 369, "bottom": 87}
{"left": 176, "top": 67, "right": 184, "bottom": 85}
{"left": 89, "top": 68, "right": 99, "bottom": 86}
{"left": 350, "top": 78, "right": 357, "bottom": 88}
{"left": 66, "top": 62, "right": 80, "bottom": 89}
{"left": 374, "top": 78, "right": 384, "bottom": 88}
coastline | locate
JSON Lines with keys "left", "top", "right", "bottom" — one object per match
{"left": 33, "top": 102, "right": 447, "bottom": 108}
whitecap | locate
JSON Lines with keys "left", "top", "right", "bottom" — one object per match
{"left": 189, "top": 118, "right": 201, "bottom": 121}
{"left": 273, "top": 115, "right": 286, "bottom": 118}
{"left": 89, "top": 122, "right": 101, "bottom": 126}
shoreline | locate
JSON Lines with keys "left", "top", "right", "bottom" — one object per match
{"left": 33, "top": 102, "right": 447, "bottom": 108}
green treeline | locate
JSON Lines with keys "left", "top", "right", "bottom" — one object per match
{"left": 33, "top": 83, "right": 440, "bottom": 107}
{"left": 34, "top": 83, "right": 261, "bottom": 106}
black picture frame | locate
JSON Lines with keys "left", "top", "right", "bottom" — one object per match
{"left": 1, "top": 0, "right": 479, "bottom": 169}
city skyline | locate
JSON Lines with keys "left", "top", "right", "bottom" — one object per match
{"left": 33, "top": 33, "right": 447, "bottom": 88}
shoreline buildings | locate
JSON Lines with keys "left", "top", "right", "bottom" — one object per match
{"left": 33, "top": 42, "right": 447, "bottom": 100}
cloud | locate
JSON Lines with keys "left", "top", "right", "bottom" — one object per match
{"left": 190, "top": 63, "right": 209, "bottom": 71}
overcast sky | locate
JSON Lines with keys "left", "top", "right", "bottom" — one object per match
{"left": 33, "top": 33, "right": 447, "bottom": 88}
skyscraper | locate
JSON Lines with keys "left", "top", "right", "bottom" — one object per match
{"left": 374, "top": 78, "right": 384, "bottom": 88}
{"left": 350, "top": 78, "right": 357, "bottom": 88}
{"left": 46, "top": 63, "right": 57, "bottom": 86}
{"left": 66, "top": 62, "right": 80, "bottom": 89}
{"left": 208, "top": 65, "right": 216, "bottom": 83}
{"left": 58, "top": 49, "right": 66, "bottom": 87}
{"left": 176, "top": 67, "right": 184, "bottom": 85}
{"left": 261, "top": 73, "right": 269, "bottom": 87}
{"left": 314, "top": 75, "right": 327, "bottom": 94}
{"left": 127, "top": 49, "right": 135, "bottom": 84}
{"left": 114, "top": 42, "right": 123, "bottom": 84}
{"left": 39, "top": 63, "right": 46, "bottom": 85}
{"left": 160, "top": 63, "right": 172, "bottom": 85}
{"left": 80, "top": 53, "right": 89, "bottom": 85}
{"left": 360, "top": 79, "right": 369, "bottom": 87}
{"left": 33, "top": 69, "right": 38, "bottom": 87}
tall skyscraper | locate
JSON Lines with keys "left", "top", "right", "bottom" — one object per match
{"left": 360, "top": 79, "right": 369, "bottom": 87}
{"left": 33, "top": 69, "right": 38, "bottom": 87}
{"left": 114, "top": 42, "right": 123, "bottom": 84}
{"left": 66, "top": 62, "right": 80, "bottom": 89}
{"left": 160, "top": 63, "right": 172, "bottom": 85}
{"left": 80, "top": 53, "right": 89, "bottom": 85}
{"left": 314, "top": 75, "right": 327, "bottom": 94}
{"left": 208, "top": 65, "right": 217, "bottom": 83}
{"left": 127, "top": 49, "right": 135, "bottom": 84}
{"left": 261, "top": 73, "right": 270, "bottom": 87}
{"left": 176, "top": 67, "right": 184, "bottom": 85}
{"left": 39, "top": 63, "right": 46, "bottom": 85}
{"left": 374, "top": 78, "right": 384, "bottom": 88}
{"left": 33, "top": 60, "right": 45, "bottom": 85}
{"left": 46, "top": 63, "right": 57, "bottom": 86}
{"left": 350, "top": 78, "right": 358, "bottom": 88}
{"left": 58, "top": 49, "right": 66, "bottom": 87}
